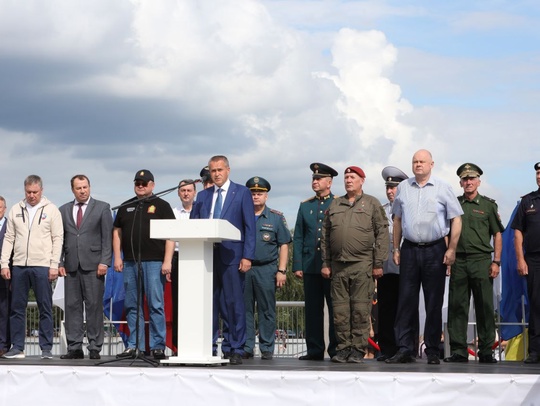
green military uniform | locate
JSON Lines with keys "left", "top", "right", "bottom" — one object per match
{"left": 448, "top": 163, "right": 505, "bottom": 360}
{"left": 293, "top": 163, "right": 338, "bottom": 359}
{"left": 321, "top": 191, "right": 388, "bottom": 353}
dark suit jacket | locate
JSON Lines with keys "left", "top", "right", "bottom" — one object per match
{"left": 0, "top": 220, "right": 6, "bottom": 256}
{"left": 0, "top": 219, "right": 9, "bottom": 288}
{"left": 59, "top": 198, "right": 113, "bottom": 272}
{"left": 190, "top": 181, "right": 256, "bottom": 264}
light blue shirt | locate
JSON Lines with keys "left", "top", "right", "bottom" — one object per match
{"left": 392, "top": 175, "right": 463, "bottom": 243}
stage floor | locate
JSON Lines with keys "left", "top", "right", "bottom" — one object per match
{"left": 1, "top": 354, "right": 539, "bottom": 374}
{"left": 1, "top": 356, "right": 540, "bottom": 406}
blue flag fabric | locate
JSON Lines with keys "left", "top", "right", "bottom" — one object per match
{"left": 500, "top": 203, "right": 529, "bottom": 340}
{"left": 103, "top": 257, "right": 128, "bottom": 346}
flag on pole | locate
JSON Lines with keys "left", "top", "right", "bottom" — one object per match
{"left": 103, "top": 258, "right": 129, "bottom": 346}
{"left": 500, "top": 203, "right": 529, "bottom": 340}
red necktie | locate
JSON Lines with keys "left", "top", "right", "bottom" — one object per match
{"left": 76, "top": 203, "right": 83, "bottom": 229}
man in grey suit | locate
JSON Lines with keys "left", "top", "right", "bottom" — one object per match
{"left": 58, "top": 175, "right": 113, "bottom": 360}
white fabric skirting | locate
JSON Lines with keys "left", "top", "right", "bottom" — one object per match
{"left": 1, "top": 365, "right": 539, "bottom": 406}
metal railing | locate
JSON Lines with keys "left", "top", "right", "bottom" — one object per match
{"left": 23, "top": 300, "right": 528, "bottom": 360}
{"left": 23, "top": 301, "right": 309, "bottom": 357}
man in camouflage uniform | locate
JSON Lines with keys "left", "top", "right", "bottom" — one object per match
{"left": 321, "top": 166, "right": 389, "bottom": 363}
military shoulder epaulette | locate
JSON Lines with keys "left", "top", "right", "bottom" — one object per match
{"left": 480, "top": 195, "right": 496, "bottom": 203}
{"left": 270, "top": 208, "right": 283, "bottom": 216}
{"left": 301, "top": 196, "right": 316, "bottom": 203}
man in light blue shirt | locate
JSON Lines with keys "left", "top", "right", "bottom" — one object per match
{"left": 386, "top": 149, "right": 463, "bottom": 365}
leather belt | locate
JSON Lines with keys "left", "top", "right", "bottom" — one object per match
{"left": 404, "top": 238, "right": 445, "bottom": 248}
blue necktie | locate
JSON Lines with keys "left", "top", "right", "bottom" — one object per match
{"left": 213, "top": 188, "right": 223, "bottom": 219}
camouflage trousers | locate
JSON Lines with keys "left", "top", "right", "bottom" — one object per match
{"left": 330, "top": 261, "right": 374, "bottom": 352}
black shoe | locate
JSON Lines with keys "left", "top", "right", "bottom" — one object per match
{"left": 443, "top": 353, "right": 468, "bottom": 363}
{"left": 427, "top": 354, "right": 440, "bottom": 365}
{"left": 525, "top": 353, "right": 540, "bottom": 364}
{"left": 299, "top": 353, "right": 324, "bottom": 361}
{"left": 347, "top": 348, "right": 364, "bottom": 363}
{"left": 331, "top": 348, "right": 351, "bottom": 363}
{"left": 152, "top": 349, "right": 166, "bottom": 360}
{"left": 385, "top": 352, "right": 416, "bottom": 364}
{"left": 376, "top": 354, "right": 391, "bottom": 362}
{"left": 89, "top": 350, "right": 101, "bottom": 360}
{"left": 222, "top": 352, "right": 231, "bottom": 359}
{"left": 229, "top": 353, "right": 243, "bottom": 365}
{"left": 60, "top": 349, "right": 84, "bottom": 359}
{"left": 261, "top": 352, "right": 273, "bottom": 360}
{"left": 116, "top": 348, "right": 135, "bottom": 359}
{"left": 241, "top": 352, "right": 254, "bottom": 359}
{"left": 478, "top": 354, "right": 497, "bottom": 364}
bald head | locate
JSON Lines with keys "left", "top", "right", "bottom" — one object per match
{"left": 412, "top": 149, "right": 434, "bottom": 181}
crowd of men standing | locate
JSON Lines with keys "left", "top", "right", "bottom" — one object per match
{"left": 0, "top": 151, "right": 539, "bottom": 366}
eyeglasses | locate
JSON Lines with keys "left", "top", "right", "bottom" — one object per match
{"left": 135, "top": 181, "right": 148, "bottom": 187}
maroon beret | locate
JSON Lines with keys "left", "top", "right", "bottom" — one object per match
{"left": 345, "top": 166, "right": 365, "bottom": 178}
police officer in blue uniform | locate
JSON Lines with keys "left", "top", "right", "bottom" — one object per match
{"left": 512, "top": 162, "right": 540, "bottom": 364}
{"left": 243, "top": 176, "right": 291, "bottom": 360}
{"left": 293, "top": 163, "right": 338, "bottom": 360}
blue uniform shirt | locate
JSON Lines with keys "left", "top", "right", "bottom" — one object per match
{"left": 253, "top": 206, "right": 291, "bottom": 265}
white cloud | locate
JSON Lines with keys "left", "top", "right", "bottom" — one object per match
{"left": 0, "top": 0, "right": 538, "bottom": 227}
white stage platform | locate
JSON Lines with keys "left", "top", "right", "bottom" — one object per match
{"left": 1, "top": 358, "right": 540, "bottom": 406}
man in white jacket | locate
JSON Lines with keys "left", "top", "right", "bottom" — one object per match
{"left": 0, "top": 175, "right": 63, "bottom": 359}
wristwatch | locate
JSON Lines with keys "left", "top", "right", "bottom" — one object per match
{"left": 492, "top": 260, "right": 501, "bottom": 266}
{"left": 392, "top": 248, "right": 400, "bottom": 253}
{"left": 277, "top": 269, "right": 287, "bottom": 275}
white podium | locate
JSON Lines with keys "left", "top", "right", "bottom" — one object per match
{"left": 150, "top": 219, "right": 241, "bottom": 365}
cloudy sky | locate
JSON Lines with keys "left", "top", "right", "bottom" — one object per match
{"left": 1, "top": 0, "right": 539, "bottom": 227}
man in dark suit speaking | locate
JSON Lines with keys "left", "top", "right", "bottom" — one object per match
{"left": 191, "top": 155, "right": 256, "bottom": 365}
{"left": 58, "top": 175, "right": 113, "bottom": 360}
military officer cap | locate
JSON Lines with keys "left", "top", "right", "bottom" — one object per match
{"left": 200, "top": 166, "right": 210, "bottom": 183}
{"left": 310, "top": 162, "right": 338, "bottom": 179}
{"left": 246, "top": 176, "right": 271, "bottom": 192}
{"left": 534, "top": 162, "right": 540, "bottom": 171}
{"left": 381, "top": 166, "right": 408, "bottom": 186}
{"left": 134, "top": 169, "right": 154, "bottom": 182}
{"left": 345, "top": 166, "right": 366, "bottom": 178}
{"left": 457, "top": 163, "right": 483, "bottom": 178}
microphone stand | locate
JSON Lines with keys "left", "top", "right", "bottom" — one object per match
{"left": 98, "top": 179, "right": 200, "bottom": 367}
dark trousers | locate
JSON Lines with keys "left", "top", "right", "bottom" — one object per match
{"left": 64, "top": 267, "right": 105, "bottom": 352}
{"left": 303, "top": 273, "right": 337, "bottom": 357}
{"left": 0, "top": 278, "right": 11, "bottom": 351}
{"left": 395, "top": 239, "right": 446, "bottom": 356}
{"left": 244, "top": 263, "right": 277, "bottom": 354}
{"left": 526, "top": 253, "right": 540, "bottom": 354}
{"left": 171, "top": 252, "right": 179, "bottom": 351}
{"left": 213, "top": 254, "right": 246, "bottom": 355}
{"left": 377, "top": 273, "right": 400, "bottom": 356}
{"left": 11, "top": 266, "right": 53, "bottom": 351}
